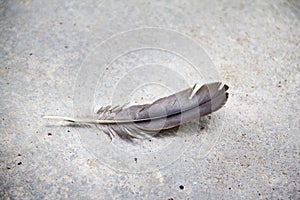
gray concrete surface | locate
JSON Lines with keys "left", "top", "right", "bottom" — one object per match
{"left": 0, "top": 0, "right": 299, "bottom": 199}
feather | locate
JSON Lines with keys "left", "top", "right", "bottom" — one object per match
{"left": 43, "top": 82, "right": 229, "bottom": 140}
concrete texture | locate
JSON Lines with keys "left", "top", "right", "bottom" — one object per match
{"left": 0, "top": 0, "right": 299, "bottom": 199}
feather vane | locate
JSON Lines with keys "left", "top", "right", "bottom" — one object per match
{"left": 43, "top": 82, "right": 229, "bottom": 140}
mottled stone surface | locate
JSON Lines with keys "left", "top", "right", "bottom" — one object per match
{"left": 0, "top": 0, "right": 299, "bottom": 199}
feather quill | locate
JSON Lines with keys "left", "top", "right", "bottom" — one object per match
{"left": 43, "top": 82, "right": 229, "bottom": 140}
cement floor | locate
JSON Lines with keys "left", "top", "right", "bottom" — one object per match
{"left": 0, "top": 0, "right": 299, "bottom": 199}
